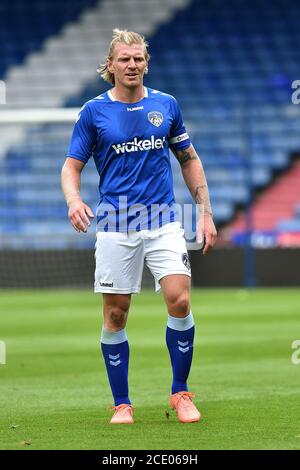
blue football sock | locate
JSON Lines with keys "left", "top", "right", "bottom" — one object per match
{"left": 101, "top": 327, "right": 131, "bottom": 406}
{"left": 166, "top": 312, "right": 195, "bottom": 394}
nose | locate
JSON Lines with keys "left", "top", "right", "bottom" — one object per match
{"left": 128, "top": 57, "right": 137, "bottom": 69}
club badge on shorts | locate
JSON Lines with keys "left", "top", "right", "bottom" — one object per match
{"left": 148, "top": 111, "right": 163, "bottom": 127}
{"left": 182, "top": 253, "right": 191, "bottom": 271}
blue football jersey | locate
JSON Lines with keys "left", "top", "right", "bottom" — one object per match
{"left": 66, "top": 86, "right": 191, "bottom": 231}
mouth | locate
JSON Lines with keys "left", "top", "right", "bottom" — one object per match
{"left": 126, "top": 73, "right": 139, "bottom": 78}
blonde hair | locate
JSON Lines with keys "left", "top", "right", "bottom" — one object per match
{"left": 98, "top": 28, "right": 150, "bottom": 85}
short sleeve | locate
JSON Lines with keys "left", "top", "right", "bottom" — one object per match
{"left": 168, "top": 97, "right": 191, "bottom": 150}
{"left": 66, "top": 103, "right": 97, "bottom": 164}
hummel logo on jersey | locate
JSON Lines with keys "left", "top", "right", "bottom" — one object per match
{"left": 112, "top": 136, "right": 166, "bottom": 154}
{"left": 127, "top": 105, "right": 144, "bottom": 111}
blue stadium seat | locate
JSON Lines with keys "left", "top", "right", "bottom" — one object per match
{"left": 295, "top": 205, "right": 300, "bottom": 219}
{"left": 276, "top": 219, "right": 300, "bottom": 232}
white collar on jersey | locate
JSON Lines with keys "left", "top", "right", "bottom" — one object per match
{"left": 107, "top": 86, "right": 148, "bottom": 102}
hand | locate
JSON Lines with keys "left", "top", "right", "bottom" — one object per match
{"left": 68, "top": 198, "right": 94, "bottom": 233}
{"left": 197, "top": 213, "right": 217, "bottom": 255}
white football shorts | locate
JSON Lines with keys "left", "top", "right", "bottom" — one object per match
{"left": 94, "top": 222, "right": 191, "bottom": 294}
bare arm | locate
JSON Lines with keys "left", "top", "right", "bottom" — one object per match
{"left": 172, "top": 144, "right": 217, "bottom": 254}
{"left": 61, "top": 157, "right": 94, "bottom": 233}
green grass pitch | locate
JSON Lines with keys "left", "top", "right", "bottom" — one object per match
{"left": 0, "top": 288, "right": 300, "bottom": 450}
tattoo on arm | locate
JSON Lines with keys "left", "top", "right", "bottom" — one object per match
{"left": 174, "top": 147, "right": 199, "bottom": 166}
{"left": 173, "top": 145, "right": 213, "bottom": 217}
{"left": 194, "top": 185, "right": 206, "bottom": 204}
{"left": 194, "top": 185, "right": 213, "bottom": 216}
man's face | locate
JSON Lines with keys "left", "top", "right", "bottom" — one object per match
{"left": 108, "top": 43, "right": 148, "bottom": 88}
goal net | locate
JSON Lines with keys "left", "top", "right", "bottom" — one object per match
{"left": 0, "top": 108, "right": 100, "bottom": 288}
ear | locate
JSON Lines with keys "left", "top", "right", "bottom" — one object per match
{"left": 107, "top": 59, "right": 114, "bottom": 73}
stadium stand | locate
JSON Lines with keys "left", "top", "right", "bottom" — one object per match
{"left": 0, "top": 0, "right": 300, "bottom": 255}
{"left": 0, "top": 0, "right": 99, "bottom": 79}
{"left": 4, "top": 0, "right": 189, "bottom": 107}
{"left": 222, "top": 160, "right": 300, "bottom": 246}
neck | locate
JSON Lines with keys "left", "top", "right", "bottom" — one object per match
{"left": 111, "top": 84, "right": 145, "bottom": 103}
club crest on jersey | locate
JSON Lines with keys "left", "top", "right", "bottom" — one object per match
{"left": 148, "top": 111, "right": 163, "bottom": 127}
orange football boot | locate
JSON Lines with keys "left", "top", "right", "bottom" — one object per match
{"left": 110, "top": 404, "right": 134, "bottom": 424}
{"left": 170, "top": 391, "right": 201, "bottom": 423}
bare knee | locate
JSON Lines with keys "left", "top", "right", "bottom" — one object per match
{"left": 167, "top": 292, "right": 190, "bottom": 317}
{"left": 103, "top": 294, "right": 130, "bottom": 331}
{"left": 107, "top": 307, "right": 128, "bottom": 329}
